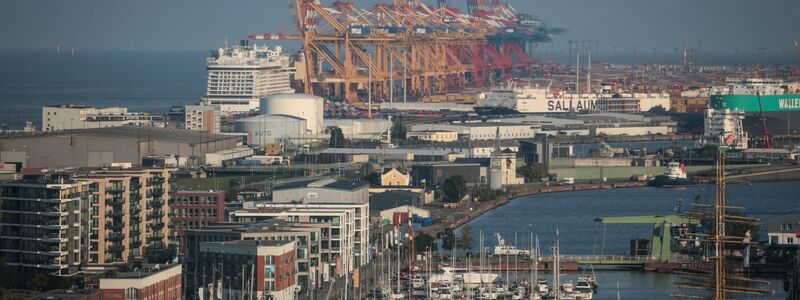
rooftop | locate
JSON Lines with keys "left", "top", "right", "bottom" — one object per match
{"left": 207, "top": 239, "right": 294, "bottom": 247}
{"left": 370, "top": 190, "right": 420, "bottom": 212}
{"left": 1, "top": 126, "right": 242, "bottom": 143}
{"left": 274, "top": 178, "right": 369, "bottom": 191}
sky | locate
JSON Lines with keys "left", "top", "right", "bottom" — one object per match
{"left": 1, "top": 0, "right": 799, "bottom": 53}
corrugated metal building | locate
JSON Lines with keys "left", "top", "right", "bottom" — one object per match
{"left": 0, "top": 127, "right": 244, "bottom": 168}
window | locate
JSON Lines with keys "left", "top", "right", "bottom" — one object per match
{"left": 125, "top": 287, "right": 138, "bottom": 300}
{"left": 790, "top": 237, "right": 795, "bottom": 244}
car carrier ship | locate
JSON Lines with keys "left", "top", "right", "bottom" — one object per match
{"left": 474, "top": 82, "right": 671, "bottom": 115}
{"left": 709, "top": 78, "right": 800, "bottom": 136}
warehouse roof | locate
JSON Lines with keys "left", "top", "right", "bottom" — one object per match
{"left": 1, "top": 126, "right": 241, "bottom": 143}
{"left": 321, "top": 147, "right": 456, "bottom": 156}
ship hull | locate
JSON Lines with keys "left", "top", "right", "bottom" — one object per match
{"left": 647, "top": 175, "right": 698, "bottom": 188}
{"left": 711, "top": 94, "right": 800, "bottom": 135}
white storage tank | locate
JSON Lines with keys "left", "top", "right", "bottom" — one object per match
{"left": 259, "top": 93, "right": 323, "bottom": 134}
{"left": 234, "top": 114, "right": 307, "bottom": 146}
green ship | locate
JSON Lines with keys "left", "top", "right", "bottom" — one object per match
{"left": 709, "top": 79, "right": 800, "bottom": 136}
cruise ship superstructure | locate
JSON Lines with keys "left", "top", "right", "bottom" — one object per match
{"left": 475, "top": 82, "right": 671, "bottom": 115}
{"left": 201, "top": 43, "right": 296, "bottom": 113}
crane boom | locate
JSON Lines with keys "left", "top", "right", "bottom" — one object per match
{"left": 756, "top": 91, "right": 772, "bottom": 149}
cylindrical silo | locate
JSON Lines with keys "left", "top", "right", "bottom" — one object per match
{"left": 259, "top": 93, "right": 323, "bottom": 134}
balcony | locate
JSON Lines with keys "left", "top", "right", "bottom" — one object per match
{"left": 148, "top": 211, "right": 164, "bottom": 219}
{"left": 106, "top": 199, "right": 125, "bottom": 206}
{"left": 149, "top": 223, "right": 165, "bottom": 230}
{"left": 130, "top": 206, "right": 141, "bottom": 214}
{"left": 149, "top": 189, "right": 164, "bottom": 197}
{"left": 149, "top": 199, "right": 164, "bottom": 207}
{"left": 129, "top": 215, "right": 141, "bottom": 223}
{"left": 147, "top": 235, "right": 164, "bottom": 242}
{"left": 107, "top": 233, "right": 125, "bottom": 241}
{"left": 148, "top": 177, "right": 165, "bottom": 185}
{"left": 45, "top": 220, "right": 63, "bottom": 228}
{"left": 130, "top": 240, "right": 141, "bottom": 248}
{"left": 106, "top": 210, "right": 125, "bottom": 217}
{"left": 106, "top": 244, "right": 125, "bottom": 252}
{"left": 106, "top": 186, "right": 126, "bottom": 194}
{"left": 105, "top": 222, "right": 125, "bottom": 230}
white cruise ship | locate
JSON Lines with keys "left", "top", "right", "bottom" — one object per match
{"left": 475, "top": 82, "right": 671, "bottom": 115}
{"left": 201, "top": 42, "right": 296, "bottom": 113}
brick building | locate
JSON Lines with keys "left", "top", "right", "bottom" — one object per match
{"left": 168, "top": 190, "right": 226, "bottom": 252}
{"left": 98, "top": 264, "right": 182, "bottom": 300}
{"left": 197, "top": 240, "right": 298, "bottom": 300}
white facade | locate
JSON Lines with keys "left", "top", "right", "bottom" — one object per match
{"left": 324, "top": 119, "right": 392, "bottom": 139}
{"left": 232, "top": 202, "right": 371, "bottom": 270}
{"left": 410, "top": 123, "right": 538, "bottom": 141}
{"left": 234, "top": 114, "right": 307, "bottom": 146}
{"left": 489, "top": 149, "right": 524, "bottom": 190}
{"left": 205, "top": 146, "right": 255, "bottom": 166}
{"left": 185, "top": 105, "right": 221, "bottom": 133}
{"left": 260, "top": 94, "right": 324, "bottom": 134}
{"left": 703, "top": 108, "right": 749, "bottom": 150}
{"left": 477, "top": 83, "right": 671, "bottom": 113}
{"left": 591, "top": 125, "right": 672, "bottom": 136}
{"left": 202, "top": 45, "right": 295, "bottom": 113}
{"left": 42, "top": 105, "right": 164, "bottom": 132}
{"left": 379, "top": 205, "right": 430, "bottom": 221}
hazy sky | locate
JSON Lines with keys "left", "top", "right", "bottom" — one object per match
{"left": 2, "top": 0, "right": 798, "bottom": 52}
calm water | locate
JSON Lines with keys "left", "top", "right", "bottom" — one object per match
{"left": 461, "top": 182, "right": 799, "bottom": 299}
{"left": 0, "top": 49, "right": 207, "bottom": 129}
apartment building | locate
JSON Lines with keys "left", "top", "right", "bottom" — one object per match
{"left": 0, "top": 173, "right": 92, "bottom": 275}
{"left": 183, "top": 221, "right": 322, "bottom": 295}
{"left": 42, "top": 105, "right": 164, "bottom": 132}
{"left": 168, "top": 190, "right": 226, "bottom": 253}
{"left": 184, "top": 105, "right": 221, "bottom": 133}
{"left": 73, "top": 168, "right": 174, "bottom": 266}
{"left": 98, "top": 264, "right": 182, "bottom": 300}
{"left": 197, "top": 240, "right": 298, "bottom": 300}
{"left": 256, "top": 179, "right": 371, "bottom": 267}
{"left": 230, "top": 203, "right": 369, "bottom": 272}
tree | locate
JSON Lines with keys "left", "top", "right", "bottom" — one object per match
{"left": 440, "top": 230, "right": 456, "bottom": 251}
{"left": 415, "top": 233, "right": 438, "bottom": 253}
{"left": 457, "top": 224, "right": 474, "bottom": 251}
{"left": 442, "top": 175, "right": 467, "bottom": 202}
{"left": 648, "top": 105, "right": 667, "bottom": 113}
{"left": 517, "top": 163, "right": 545, "bottom": 182}
{"left": 391, "top": 116, "right": 407, "bottom": 141}
{"left": 329, "top": 127, "right": 345, "bottom": 148}
{"left": 362, "top": 172, "right": 381, "bottom": 187}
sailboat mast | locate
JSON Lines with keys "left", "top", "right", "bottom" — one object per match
{"left": 554, "top": 229, "right": 561, "bottom": 300}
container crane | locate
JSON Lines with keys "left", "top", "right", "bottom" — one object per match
{"left": 251, "top": 0, "right": 563, "bottom": 104}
